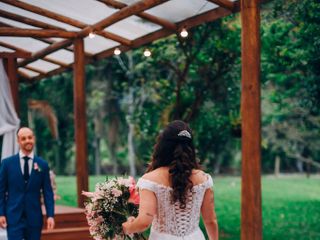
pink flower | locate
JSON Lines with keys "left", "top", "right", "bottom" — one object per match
{"left": 82, "top": 191, "right": 95, "bottom": 198}
{"left": 128, "top": 178, "right": 140, "bottom": 205}
{"left": 33, "top": 163, "right": 41, "bottom": 171}
{"left": 112, "top": 188, "right": 122, "bottom": 197}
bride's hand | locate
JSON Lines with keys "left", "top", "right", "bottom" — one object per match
{"left": 122, "top": 216, "right": 136, "bottom": 234}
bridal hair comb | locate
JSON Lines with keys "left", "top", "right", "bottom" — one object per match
{"left": 177, "top": 130, "right": 191, "bottom": 139}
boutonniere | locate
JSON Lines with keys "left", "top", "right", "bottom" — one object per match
{"left": 34, "top": 163, "right": 42, "bottom": 172}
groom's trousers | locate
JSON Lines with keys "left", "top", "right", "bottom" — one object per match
{"left": 7, "top": 218, "right": 41, "bottom": 240}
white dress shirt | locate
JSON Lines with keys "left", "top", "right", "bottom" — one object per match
{"left": 19, "top": 150, "right": 34, "bottom": 175}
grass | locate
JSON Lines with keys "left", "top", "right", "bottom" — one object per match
{"left": 55, "top": 175, "right": 320, "bottom": 240}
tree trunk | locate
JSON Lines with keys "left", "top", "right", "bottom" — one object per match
{"left": 274, "top": 155, "right": 280, "bottom": 177}
{"left": 94, "top": 137, "right": 101, "bottom": 175}
{"left": 126, "top": 86, "right": 136, "bottom": 177}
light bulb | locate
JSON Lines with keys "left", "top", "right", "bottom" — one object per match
{"left": 114, "top": 48, "right": 121, "bottom": 55}
{"left": 143, "top": 49, "right": 151, "bottom": 57}
{"left": 89, "top": 32, "right": 96, "bottom": 39}
{"left": 180, "top": 28, "right": 188, "bottom": 38}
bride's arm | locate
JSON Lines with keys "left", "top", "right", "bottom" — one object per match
{"left": 122, "top": 189, "right": 157, "bottom": 234}
{"left": 201, "top": 188, "right": 219, "bottom": 240}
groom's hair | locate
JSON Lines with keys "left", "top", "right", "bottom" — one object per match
{"left": 16, "top": 127, "right": 33, "bottom": 136}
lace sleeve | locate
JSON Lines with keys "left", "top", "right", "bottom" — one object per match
{"left": 136, "top": 178, "right": 157, "bottom": 193}
{"left": 203, "top": 174, "right": 214, "bottom": 189}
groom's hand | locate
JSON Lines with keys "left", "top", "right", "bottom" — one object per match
{"left": 0, "top": 216, "right": 7, "bottom": 228}
{"left": 47, "top": 217, "right": 55, "bottom": 230}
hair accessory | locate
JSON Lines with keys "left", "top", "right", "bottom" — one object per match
{"left": 177, "top": 130, "right": 191, "bottom": 139}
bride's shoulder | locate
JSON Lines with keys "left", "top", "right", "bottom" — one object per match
{"left": 140, "top": 167, "right": 170, "bottom": 186}
{"left": 141, "top": 167, "right": 166, "bottom": 180}
{"left": 191, "top": 169, "right": 211, "bottom": 185}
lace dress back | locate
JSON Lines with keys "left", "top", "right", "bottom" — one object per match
{"left": 137, "top": 174, "right": 213, "bottom": 240}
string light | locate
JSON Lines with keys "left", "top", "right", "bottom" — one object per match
{"left": 180, "top": 28, "right": 188, "bottom": 38}
{"left": 114, "top": 47, "right": 121, "bottom": 55}
{"left": 143, "top": 49, "right": 151, "bottom": 57}
{"left": 89, "top": 32, "right": 96, "bottom": 39}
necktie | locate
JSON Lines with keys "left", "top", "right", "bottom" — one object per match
{"left": 23, "top": 156, "right": 30, "bottom": 182}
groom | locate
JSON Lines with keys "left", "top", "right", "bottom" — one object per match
{"left": 0, "top": 127, "right": 55, "bottom": 240}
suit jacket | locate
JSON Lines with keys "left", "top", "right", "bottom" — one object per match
{"left": 0, "top": 154, "right": 54, "bottom": 227}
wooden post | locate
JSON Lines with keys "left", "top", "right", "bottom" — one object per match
{"left": 73, "top": 38, "right": 89, "bottom": 207}
{"left": 3, "top": 57, "right": 19, "bottom": 113}
{"left": 240, "top": 0, "right": 262, "bottom": 239}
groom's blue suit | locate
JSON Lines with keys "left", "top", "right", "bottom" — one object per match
{"left": 0, "top": 154, "right": 54, "bottom": 240}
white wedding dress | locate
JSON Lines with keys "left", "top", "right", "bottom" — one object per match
{"left": 136, "top": 174, "right": 213, "bottom": 240}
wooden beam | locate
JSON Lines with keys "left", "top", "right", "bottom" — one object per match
{"left": 0, "top": 27, "right": 78, "bottom": 38}
{"left": 18, "top": 39, "right": 74, "bottom": 67}
{"left": 43, "top": 56, "right": 69, "bottom": 68}
{"left": 78, "top": 0, "right": 170, "bottom": 38}
{"left": 73, "top": 38, "right": 89, "bottom": 208}
{"left": 240, "top": 0, "right": 262, "bottom": 239}
{"left": 37, "top": 37, "right": 93, "bottom": 58}
{"left": 29, "top": 1, "right": 238, "bottom": 81}
{"left": 3, "top": 57, "right": 20, "bottom": 113}
{"left": 0, "top": 14, "right": 93, "bottom": 56}
{"left": 24, "top": 65, "right": 46, "bottom": 75}
{"left": 30, "top": 64, "right": 72, "bottom": 82}
{"left": 0, "top": 40, "right": 32, "bottom": 54}
{"left": 1, "top": 0, "right": 132, "bottom": 46}
{"left": 17, "top": 69, "right": 32, "bottom": 79}
{"left": 0, "top": 9, "right": 65, "bottom": 30}
{"left": 36, "top": 37, "right": 76, "bottom": 54}
{"left": 0, "top": 21, "right": 80, "bottom": 56}
{"left": 0, "top": 51, "right": 31, "bottom": 58}
{"left": 132, "top": 6, "right": 233, "bottom": 48}
{"left": 98, "top": 0, "right": 177, "bottom": 31}
{"left": 207, "top": 0, "right": 236, "bottom": 11}
{"left": 0, "top": 40, "right": 28, "bottom": 53}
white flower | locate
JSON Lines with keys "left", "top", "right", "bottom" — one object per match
{"left": 111, "top": 188, "right": 122, "bottom": 197}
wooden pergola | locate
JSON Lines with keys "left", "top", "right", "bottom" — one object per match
{"left": 0, "top": 0, "right": 262, "bottom": 239}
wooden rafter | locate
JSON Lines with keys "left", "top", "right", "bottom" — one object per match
{"left": 1, "top": 0, "right": 132, "bottom": 46}
{"left": 0, "top": 27, "right": 77, "bottom": 38}
{"left": 3, "top": 0, "right": 168, "bottom": 70}
{"left": 0, "top": 51, "right": 31, "bottom": 58}
{"left": 18, "top": 39, "right": 74, "bottom": 67}
{"left": 0, "top": 9, "right": 65, "bottom": 30}
{"left": 0, "top": 12, "right": 93, "bottom": 56}
{"left": 78, "top": 0, "right": 170, "bottom": 38}
{"left": 18, "top": 69, "right": 32, "bottom": 79}
{"left": 0, "top": 40, "right": 31, "bottom": 54}
{"left": 207, "top": 0, "right": 236, "bottom": 11}
{"left": 98, "top": 0, "right": 177, "bottom": 31}
{"left": 0, "top": 21, "right": 91, "bottom": 59}
{"left": 43, "top": 56, "right": 69, "bottom": 68}
{"left": 31, "top": 3, "right": 235, "bottom": 81}
{"left": 24, "top": 65, "right": 47, "bottom": 75}
{"left": 36, "top": 38, "right": 75, "bottom": 54}
{"left": 37, "top": 38, "right": 93, "bottom": 57}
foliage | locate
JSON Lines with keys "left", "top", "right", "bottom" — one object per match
{"left": 261, "top": 0, "right": 320, "bottom": 172}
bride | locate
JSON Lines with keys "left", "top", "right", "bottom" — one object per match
{"left": 122, "top": 120, "right": 218, "bottom": 240}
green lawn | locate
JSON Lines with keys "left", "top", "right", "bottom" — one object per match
{"left": 55, "top": 175, "right": 320, "bottom": 240}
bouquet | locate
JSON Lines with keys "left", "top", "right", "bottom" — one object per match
{"left": 82, "top": 177, "right": 146, "bottom": 240}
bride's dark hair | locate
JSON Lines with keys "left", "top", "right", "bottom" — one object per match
{"left": 147, "top": 120, "right": 201, "bottom": 208}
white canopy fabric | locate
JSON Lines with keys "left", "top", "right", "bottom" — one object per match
{"left": 0, "top": 59, "right": 20, "bottom": 160}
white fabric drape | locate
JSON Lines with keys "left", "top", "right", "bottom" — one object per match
{"left": 0, "top": 59, "right": 20, "bottom": 160}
